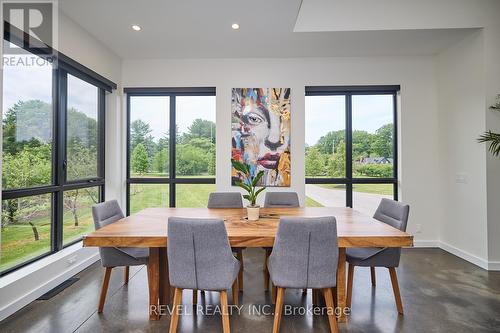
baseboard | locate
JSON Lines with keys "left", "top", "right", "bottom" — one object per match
{"left": 439, "top": 241, "right": 489, "bottom": 270}
{"left": 0, "top": 250, "right": 99, "bottom": 322}
{"left": 487, "top": 261, "right": 500, "bottom": 271}
{"left": 412, "top": 240, "right": 439, "bottom": 247}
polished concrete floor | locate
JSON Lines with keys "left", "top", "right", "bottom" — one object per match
{"left": 1, "top": 248, "right": 500, "bottom": 333}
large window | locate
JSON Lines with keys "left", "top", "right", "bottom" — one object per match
{"left": 305, "top": 86, "right": 399, "bottom": 215}
{"left": 126, "top": 88, "right": 216, "bottom": 214}
{"left": 1, "top": 31, "right": 114, "bottom": 275}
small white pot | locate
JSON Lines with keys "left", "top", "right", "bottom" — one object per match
{"left": 247, "top": 206, "right": 260, "bottom": 221}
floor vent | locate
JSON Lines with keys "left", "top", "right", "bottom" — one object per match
{"left": 37, "top": 278, "right": 80, "bottom": 300}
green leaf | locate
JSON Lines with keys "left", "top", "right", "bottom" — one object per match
{"left": 235, "top": 180, "right": 252, "bottom": 193}
{"left": 252, "top": 170, "right": 265, "bottom": 187}
{"left": 478, "top": 130, "right": 500, "bottom": 156}
{"left": 231, "top": 159, "right": 248, "bottom": 175}
{"left": 254, "top": 186, "right": 266, "bottom": 199}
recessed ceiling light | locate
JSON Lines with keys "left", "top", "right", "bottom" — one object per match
{"left": 231, "top": 23, "right": 239, "bottom": 30}
{"left": 132, "top": 25, "right": 142, "bottom": 31}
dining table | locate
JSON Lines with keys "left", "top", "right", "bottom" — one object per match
{"left": 83, "top": 207, "right": 413, "bottom": 322}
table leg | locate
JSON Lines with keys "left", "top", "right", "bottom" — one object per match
{"left": 336, "top": 247, "right": 347, "bottom": 322}
{"left": 147, "top": 247, "right": 160, "bottom": 320}
{"left": 159, "top": 247, "right": 170, "bottom": 307}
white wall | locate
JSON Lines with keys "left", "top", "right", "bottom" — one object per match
{"left": 437, "top": 30, "right": 489, "bottom": 265}
{"left": 0, "top": 10, "right": 122, "bottom": 322}
{"left": 122, "top": 55, "right": 442, "bottom": 243}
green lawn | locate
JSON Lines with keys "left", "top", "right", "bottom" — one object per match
{"left": 305, "top": 196, "right": 324, "bottom": 207}
{"left": 317, "top": 183, "right": 393, "bottom": 196}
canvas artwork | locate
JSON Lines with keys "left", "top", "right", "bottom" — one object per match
{"left": 231, "top": 88, "right": 291, "bottom": 187}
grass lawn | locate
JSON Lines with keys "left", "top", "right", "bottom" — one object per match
{"left": 305, "top": 196, "right": 324, "bottom": 207}
{"left": 317, "top": 183, "right": 393, "bottom": 196}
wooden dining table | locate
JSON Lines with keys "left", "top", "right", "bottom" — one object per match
{"left": 83, "top": 207, "right": 413, "bottom": 322}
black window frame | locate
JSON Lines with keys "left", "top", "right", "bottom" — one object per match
{"left": 305, "top": 85, "right": 400, "bottom": 207}
{"left": 125, "top": 87, "right": 216, "bottom": 215}
{"left": 1, "top": 23, "right": 116, "bottom": 276}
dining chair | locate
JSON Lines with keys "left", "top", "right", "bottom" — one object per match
{"left": 346, "top": 198, "right": 410, "bottom": 314}
{"left": 207, "top": 192, "right": 245, "bottom": 294}
{"left": 91, "top": 200, "right": 149, "bottom": 313}
{"left": 167, "top": 217, "right": 240, "bottom": 333}
{"left": 263, "top": 191, "right": 300, "bottom": 291}
{"left": 268, "top": 216, "right": 339, "bottom": 333}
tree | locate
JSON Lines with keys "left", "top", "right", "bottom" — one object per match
{"left": 305, "top": 148, "right": 326, "bottom": 176}
{"left": 176, "top": 144, "right": 209, "bottom": 175}
{"left": 352, "top": 130, "right": 373, "bottom": 161}
{"left": 131, "top": 143, "right": 149, "bottom": 174}
{"left": 152, "top": 148, "right": 168, "bottom": 174}
{"left": 130, "top": 119, "right": 156, "bottom": 161}
{"left": 371, "top": 124, "right": 393, "bottom": 157}
{"left": 327, "top": 141, "right": 346, "bottom": 177}
{"left": 316, "top": 130, "right": 345, "bottom": 155}
{"left": 185, "top": 119, "right": 216, "bottom": 142}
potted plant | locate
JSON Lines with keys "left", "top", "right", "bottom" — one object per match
{"left": 232, "top": 159, "right": 266, "bottom": 220}
{"left": 478, "top": 95, "right": 500, "bottom": 156}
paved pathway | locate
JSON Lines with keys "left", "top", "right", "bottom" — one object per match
{"left": 305, "top": 184, "right": 391, "bottom": 216}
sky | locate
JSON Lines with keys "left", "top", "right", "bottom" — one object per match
{"left": 130, "top": 96, "right": 216, "bottom": 140}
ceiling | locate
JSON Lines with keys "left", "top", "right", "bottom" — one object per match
{"left": 59, "top": 0, "right": 476, "bottom": 59}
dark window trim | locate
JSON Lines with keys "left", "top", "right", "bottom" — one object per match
{"left": 126, "top": 88, "right": 216, "bottom": 215}
{"left": 3, "top": 21, "right": 117, "bottom": 91}
{"left": 305, "top": 86, "right": 399, "bottom": 207}
{"left": 1, "top": 29, "right": 108, "bottom": 276}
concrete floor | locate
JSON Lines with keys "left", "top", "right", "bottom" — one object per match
{"left": 1, "top": 248, "right": 500, "bottom": 333}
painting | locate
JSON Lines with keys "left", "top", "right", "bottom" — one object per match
{"left": 231, "top": 88, "right": 291, "bottom": 187}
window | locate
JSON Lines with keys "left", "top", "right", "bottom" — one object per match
{"left": 126, "top": 88, "right": 216, "bottom": 214}
{"left": 1, "top": 29, "right": 114, "bottom": 275}
{"left": 305, "top": 86, "right": 398, "bottom": 215}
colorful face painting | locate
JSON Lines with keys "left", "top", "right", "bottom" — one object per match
{"left": 231, "top": 88, "right": 291, "bottom": 187}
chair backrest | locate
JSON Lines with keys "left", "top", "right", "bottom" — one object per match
{"left": 207, "top": 192, "right": 243, "bottom": 208}
{"left": 92, "top": 200, "right": 124, "bottom": 230}
{"left": 373, "top": 198, "right": 410, "bottom": 232}
{"left": 167, "top": 217, "right": 238, "bottom": 290}
{"left": 269, "top": 216, "right": 338, "bottom": 289}
{"left": 264, "top": 192, "right": 300, "bottom": 208}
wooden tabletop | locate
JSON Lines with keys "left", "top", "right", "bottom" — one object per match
{"left": 83, "top": 207, "right": 413, "bottom": 248}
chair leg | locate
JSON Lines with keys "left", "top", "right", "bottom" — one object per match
{"left": 322, "top": 288, "right": 339, "bottom": 333}
{"left": 192, "top": 289, "right": 197, "bottom": 305}
{"left": 169, "top": 288, "right": 182, "bottom": 333}
{"left": 220, "top": 290, "right": 231, "bottom": 333}
{"left": 263, "top": 248, "right": 271, "bottom": 290}
{"left": 312, "top": 289, "right": 318, "bottom": 306}
{"left": 98, "top": 267, "right": 112, "bottom": 313}
{"left": 124, "top": 266, "right": 129, "bottom": 285}
{"left": 370, "top": 267, "right": 376, "bottom": 286}
{"left": 346, "top": 263, "right": 354, "bottom": 308}
{"left": 271, "top": 283, "right": 277, "bottom": 304}
{"left": 232, "top": 278, "right": 239, "bottom": 306}
{"left": 388, "top": 267, "right": 404, "bottom": 314}
{"left": 302, "top": 288, "right": 307, "bottom": 294}
{"left": 272, "top": 287, "right": 285, "bottom": 333}
{"left": 236, "top": 249, "right": 244, "bottom": 291}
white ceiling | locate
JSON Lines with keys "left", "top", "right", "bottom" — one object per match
{"left": 59, "top": 0, "right": 476, "bottom": 59}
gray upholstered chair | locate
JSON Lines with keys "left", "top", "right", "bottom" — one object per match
{"left": 268, "top": 216, "right": 339, "bottom": 333}
{"left": 263, "top": 191, "right": 300, "bottom": 291}
{"left": 207, "top": 192, "right": 245, "bottom": 293}
{"left": 91, "top": 200, "right": 149, "bottom": 313}
{"left": 264, "top": 191, "right": 300, "bottom": 208}
{"left": 346, "top": 198, "right": 410, "bottom": 314}
{"left": 168, "top": 217, "right": 240, "bottom": 333}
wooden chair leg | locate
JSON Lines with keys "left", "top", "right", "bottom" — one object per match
{"left": 370, "top": 267, "right": 376, "bottom": 286}
{"left": 332, "top": 287, "right": 338, "bottom": 307}
{"left": 98, "top": 267, "right": 112, "bottom": 313}
{"left": 220, "top": 290, "right": 230, "bottom": 333}
{"left": 271, "top": 283, "right": 277, "bottom": 304}
{"left": 322, "top": 288, "right": 339, "bottom": 333}
{"left": 169, "top": 288, "right": 182, "bottom": 333}
{"left": 302, "top": 288, "right": 307, "bottom": 294}
{"left": 124, "top": 266, "right": 129, "bottom": 285}
{"left": 272, "top": 287, "right": 285, "bottom": 333}
{"left": 346, "top": 263, "right": 354, "bottom": 308}
{"left": 312, "top": 289, "right": 318, "bottom": 306}
{"left": 388, "top": 267, "right": 404, "bottom": 314}
{"left": 236, "top": 250, "right": 244, "bottom": 291}
{"left": 263, "top": 248, "right": 271, "bottom": 290}
{"left": 192, "top": 289, "right": 197, "bottom": 305}
{"left": 232, "top": 278, "right": 239, "bottom": 305}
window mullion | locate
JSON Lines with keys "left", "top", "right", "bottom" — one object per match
{"left": 346, "top": 94, "right": 353, "bottom": 208}
{"left": 169, "top": 95, "right": 176, "bottom": 207}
